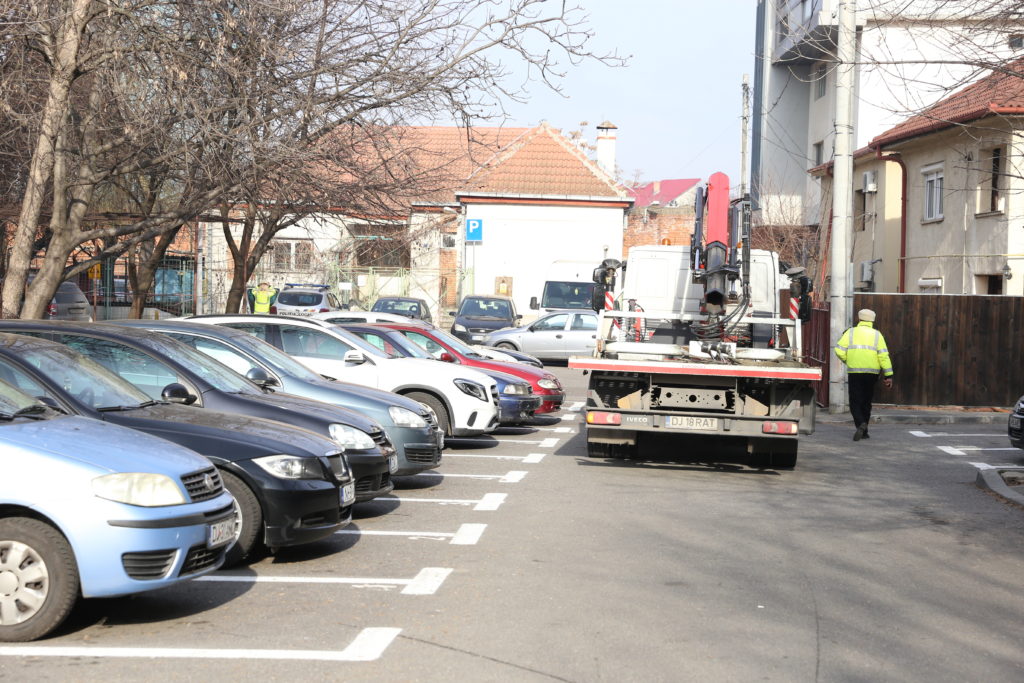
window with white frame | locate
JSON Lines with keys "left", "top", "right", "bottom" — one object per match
{"left": 922, "top": 166, "right": 944, "bottom": 221}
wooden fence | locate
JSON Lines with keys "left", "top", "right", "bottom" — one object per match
{"left": 806, "top": 294, "right": 1024, "bottom": 408}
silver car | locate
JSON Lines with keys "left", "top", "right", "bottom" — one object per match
{"left": 273, "top": 284, "right": 342, "bottom": 316}
{"left": 484, "top": 310, "right": 598, "bottom": 360}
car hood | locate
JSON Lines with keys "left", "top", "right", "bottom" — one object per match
{"left": 0, "top": 414, "right": 211, "bottom": 475}
{"left": 283, "top": 376, "right": 431, "bottom": 418}
{"left": 107, "top": 403, "right": 341, "bottom": 460}
{"left": 231, "top": 390, "right": 381, "bottom": 433}
{"left": 388, "top": 357, "right": 495, "bottom": 387}
{"left": 457, "top": 317, "right": 512, "bottom": 329}
{"left": 464, "top": 357, "right": 551, "bottom": 384}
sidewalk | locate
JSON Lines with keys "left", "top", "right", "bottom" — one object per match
{"left": 817, "top": 405, "right": 1010, "bottom": 425}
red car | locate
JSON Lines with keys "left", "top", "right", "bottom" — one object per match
{"left": 380, "top": 322, "right": 565, "bottom": 413}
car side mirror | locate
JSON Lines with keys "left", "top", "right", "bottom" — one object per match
{"left": 162, "top": 382, "right": 196, "bottom": 405}
{"left": 439, "top": 352, "right": 455, "bottom": 363}
{"left": 245, "top": 367, "right": 279, "bottom": 388}
{"left": 448, "top": 311, "right": 456, "bottom": 316}
{"left": 529, "top": 296, "right": 539, "bottom": 310}
{"left": 514, "top": 314, "right": 522, "bottom": 321}
{"left": 591, "top": 284, "right": 608, "bottom": 312}
{"left": 343, "top": 350, "right": 366, "bottom": 365}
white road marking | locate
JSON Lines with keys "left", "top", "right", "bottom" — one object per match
{"left": 939, "top": 446, "right": 967, "bottom": 456}
{"left": 522, "top": 453, "right": 546, "bottom": 463}
{"left": 970, "top": 462, "right": 997, "bottom": 470}
{"left": 392, "top": 493, "right": 507, "bottom": 511}
{"left": 943, "top": 446, "right": 1019, "bottom": 452}
{"left": 197, "top": 567, "right": 451, "bottom": 595}
{"left": 910, "top": 430, "right": 931, "bottom": 437}
{"left": 538, "top": 437, "right": 560, "bottom": 448}
{"left": 336, "top": 523, "right": 487, "bottom": 545}
{"left": 558, "top": 413, "right": 578, "bottom": 421}
{"left": 913, "top": 431, "right": 1005, "bottom": 438}
{"left": 497, "top": 438, "right": 554, "bottom": 445}
{"left": 0, "top": 628, "right": 402, "bottom": 662}
{"left": 410, "top": 471, "right": 526, "bottom": 482}
{"left": 566, "top": 401, "right": 584, "bottom": 412}
{"left": 441, "top": 453, "right": 532, "bottom": 461}
{"left": 534, "top": 426, "right": 573, "bottom": 433}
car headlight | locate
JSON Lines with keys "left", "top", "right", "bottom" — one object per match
{"left": 329, "top": 424, "right": 377, "bottom": 450}
{"left": 452, "top": 323, "right": 468, "bottom": 332}
{"left": 92, "top": 473, "right": 187, "bottom": 507}
{"left": 454, "top": 378, "right": 489, "bottom": 402}
{"left": 1017, "top": 399, "right": 1024, "bottom": 412}
{"left": 389, "top": 406, "right": 428, "bottom": 427}
{"left": 502, "top": 382, "right": 532, "bottom": 396}
{"left": 252, "top": 454, "right": 326, "bottom": 479}
{"left": 537, "top": 378, "right": 560, "bottom": 390}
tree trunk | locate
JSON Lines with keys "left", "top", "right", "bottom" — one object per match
{"left": 129, "top": 226, "right": 181, "bottom": 318}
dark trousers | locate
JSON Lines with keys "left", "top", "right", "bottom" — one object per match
{"left": 848, "top": 373, "right": 879, "bottom": 428}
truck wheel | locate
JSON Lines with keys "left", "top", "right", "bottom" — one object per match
{"left": 587, "top": 440, "right": 610, "bottom": 458}
{"left": 770, "top": 445, "right": 798, "bottom": 470}
{"left": 0, "top": 517, "right": 80, "bottom": 642}
{"left": 610, "top": 443, "right": 637, "bottom": 459}
{"left": 406, "top": 392, "right": 451, "bottom": 438}
{"left": 220, "top": 471, "right": 263, "bottom": 567}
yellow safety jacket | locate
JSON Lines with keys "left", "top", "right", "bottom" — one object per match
{"left": 250, "top": 287, "right": 277, "bottom": 313}
{"left": 834, "top": 321, "right": 893, "bottom": 376}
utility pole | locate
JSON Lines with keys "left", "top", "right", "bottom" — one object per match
{"left": 740, "top": 74, "right": 750, "bottom": 197}
{"left": 830, "top": 0, "right": 857, "bottom": 413}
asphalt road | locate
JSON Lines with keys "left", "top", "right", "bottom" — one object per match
{"left": 4, "top": 365, "right": 1024, "bottom": 681}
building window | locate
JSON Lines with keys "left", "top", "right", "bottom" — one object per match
{"left": 977, "top": 146, "right": 1004, "bottom": 213}
{"left": 1011, "top": 34, "right": 1024, "bottom": 49}
{"left": 268, "top": 240, "right": 316, "bottom": 271}
{"left": 812, "top": 141, "right": 824, "bottom": 167}
{"left": 923, "top": 167, "right": 944, "bottom": 221}
{"left": 814, "top": 65, "right": 827, "bottom": 100}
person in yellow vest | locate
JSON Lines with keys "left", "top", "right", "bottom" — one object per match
{"left": 247, "top": 282, "right": 278, "bottom": 314}
{"left": 834, "top": 308, "right": 894, "bottom": 441}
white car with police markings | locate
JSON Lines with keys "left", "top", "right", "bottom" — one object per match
{"left": 188, "top": 315, "right": 500, "bottom": 438}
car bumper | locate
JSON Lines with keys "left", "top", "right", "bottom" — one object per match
{"left": 236, "top": 466, "right": 349, "bottom": 549}
{"left": 75, "top": 492, "right": 236, "bottom": 598}
{"left": 346, "top": 450, "right": 396, "bottom": 502}
{"left": 1008, "top": 413, "right": 1024, "bottom": 447}
{"left": 387, "top": 424, "right": 443, "bottom": 475}
{"left": 536, "top": 390, "right": 565, "bottom": 414}
{"left": 498, "top": 395, "right": 542, "bottom": 424}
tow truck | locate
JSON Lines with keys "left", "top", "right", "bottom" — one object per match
{"left": 568, "top": 172, "right": 820, "bottom": 468}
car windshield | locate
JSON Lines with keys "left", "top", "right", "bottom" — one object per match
{"left": 540, "top": 281, "right": 595, "bottom": 309}
{"left": 226, "top": 332, "right": 324, "bottom": 381}
{"left": 137, "top": 335, "right": 259, "bottom": 393}
{"left": 326, "top": 325, "right": 389, "bottom": 359}
{"left": 356, "top": 329, "right": 434, "bottom": 360}
{"left": 0, "top": 379, "right": 43, "bottom": 414}
{"left": 421, "top": 327, "right": 484, "bottom": 358}
{"left": 278, "top": 292, "right": 323, "bottom": 307}
{"left": 17, "top": 345, "right": 152, "bottom": 409}
{"left": 373, "top": 299, "right": 420, "bottom": 316}
{"left": 459, "top": 298, "right": 512, "bottom": 319}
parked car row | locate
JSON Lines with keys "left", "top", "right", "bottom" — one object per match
{"left": 0, "top": 313, "right": 560, "bottom": 641}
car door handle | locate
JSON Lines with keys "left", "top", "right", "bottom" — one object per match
{"left": 555, "top": 334, "right": 563, "bottom": 339}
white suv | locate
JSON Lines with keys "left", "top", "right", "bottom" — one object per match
{"left": 187, "top": 315, "right": 499, "bottom": 438}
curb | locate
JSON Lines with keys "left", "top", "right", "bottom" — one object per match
{"left": 818, "top": 413, "right": 1005, "bottom": 425}
{"left": 975, "top": 466, "right": 1024, "bottom": 507}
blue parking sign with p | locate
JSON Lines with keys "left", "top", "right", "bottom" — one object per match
{"left": 466, "top": 218, "right": 483, "bottom": 242}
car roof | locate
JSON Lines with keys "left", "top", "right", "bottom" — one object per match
{"left": 112, "top": 319, "right": 252, "bottom": 339}
{"left": 189, "top": 314, "right": 341, "bottom": 330}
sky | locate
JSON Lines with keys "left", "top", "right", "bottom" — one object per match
{"left": 500, "top": 0, "right": 758, "bottom": 186}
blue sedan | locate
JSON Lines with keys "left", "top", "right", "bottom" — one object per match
{"left": 0, "top": 381, "right": 235, "bottom": 641}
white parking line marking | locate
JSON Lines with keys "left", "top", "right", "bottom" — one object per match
{"left": 566, "top": 401, "right": 584, "bottom": 412}
{"left": 523, "top": 453, "right": 546, "bottom": 463}
{"left": 197, "top": 567, "right": 452, "bottom": 594}
{"left": 945, "top": 446, "right": 1018, "bottom": 452}
{"left": 0, "top": 628, "right": 403, "bottom": 662}
{"left": 534, "top": 426, "right": 573, "bottom": 433}
{"left": 939, "top": 446, "right": 967, "bottom": 456}
{"left": 497, "top": 439, "right": 553, "bottom": 445}
{"left": 336, "top": 523, "right": 487, "bottom": 545}
{"left": 558, "top": 413, "right": 578, "bottom": 421}
{"left": 913, "top": 431, "right": 1005, "bottom": 438}
{"left": 539, "top": 437, "right": 560, "bottom": 448}
{"left": 441, "top": 453, "right": 532, "bottom": 461}
{"left": 392, "top": 493, "right": 507, "bottom": 510}
{"left": 910, "top": 430, "right": 931, "bottom": 437}
{"left": 450, "top": 523, "right": 487, "bottom": 545}
{"left": 410, "top": 471, "right": 526, "bottom": 482}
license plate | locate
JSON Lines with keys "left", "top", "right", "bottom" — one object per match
{"left": 435, "top": 429, "right": 445, "bottom": 449}
{"left": 665, "top": 415, "right": 719, "bottom": 431}
{"left": 388, "top": 455, "right": 398, "bottom": 473}
{"left": 340, "top": 483, "right": 355, "bottom": 505}
{"left": 471, "top": 334, "right": 484, "bottom": 341}
{"left": 207, "top": 517, "right": 235, "bottom": 548}
{"left": 1012, "top": 416, "right": 1021, "bottom": 429}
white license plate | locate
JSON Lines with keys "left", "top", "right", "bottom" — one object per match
{"left": 471, "top": 335, "right": 484, "bottom": 341}
{"left": 340, "top": 483, "right": 355, "bottom": 505}
{"left": 665, "top": 415, "right": 719, "bottom": 431}
{"left": 207, "top": 517, "right": 235, "bottom": 548}
{"left": 388, "top": 455, "right": 398, "bottom": 474}
{"left": 1012, "top": 416, "right": 1021, "bottom": 429}
{"left": 435, "top": 429, "right": 445, "bottom": 449}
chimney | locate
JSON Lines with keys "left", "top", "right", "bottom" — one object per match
{"left": 596, "top": 120, "right": 617, "bottom": 175}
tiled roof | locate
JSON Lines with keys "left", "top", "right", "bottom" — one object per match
{"left": 629, "top": 179, "right": 700, "bottom": 208}
{"left": 871, "top": 61, "right": 1024, "bottom": 148}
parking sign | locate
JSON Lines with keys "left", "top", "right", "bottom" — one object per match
{"left": 466, "top": 218, "right": 483, "bottom": 242}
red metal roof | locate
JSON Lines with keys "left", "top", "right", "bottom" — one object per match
{"left": 871, "top": 61, "right": 1024, "bottom": 148}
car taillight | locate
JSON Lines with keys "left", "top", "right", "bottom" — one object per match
{"left": 319, "top": 308, "right": 329, "bottom": 313}
{"left": 586, "top": 411, "right": 621, "bottom": 425}
{"left": 45, "top": 303, "right": 57, "bottom": 318}
{"left": 269, "top": 305, "right": 277, "bottom": 314}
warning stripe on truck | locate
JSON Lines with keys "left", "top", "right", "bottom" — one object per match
{"left": 568, "top": 357, "right": 823, "bottom": 381}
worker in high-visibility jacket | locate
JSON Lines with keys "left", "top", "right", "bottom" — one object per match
{"left": 246, "top": 282, "right": 278, "bottom": 314}
{"left": 834, "top": 308, "right": 894, "bottom": 441}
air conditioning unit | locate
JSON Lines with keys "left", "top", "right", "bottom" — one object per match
{"left": 860, "top": 260, "right": 874, "bottom": 282}
{"left": 862, "top": 170, "right": 878, "bottom": 193}
{"left": 918, "top": 277, "right": 942, "bottom": 289}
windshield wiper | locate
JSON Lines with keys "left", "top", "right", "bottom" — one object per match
{"left": 0, "top": 405, "right": 51, "bottom": 420}
{"left": 97, "top": 402, "right": 155, "bottom": 412}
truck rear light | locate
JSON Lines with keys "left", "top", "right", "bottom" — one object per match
{"left": 762, "top": 421, "right": 798, "bottom": 434}
{"left": 586, "top": 411, "right": 621, "bottom": 425}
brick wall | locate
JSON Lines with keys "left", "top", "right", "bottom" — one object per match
{"left": 439, "top": 249, "right": 457, "bottom": 307}
{"left": 624, "top": 207, "right": 695, "bottom": 256}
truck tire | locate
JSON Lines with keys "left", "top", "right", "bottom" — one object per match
{"left": 587, "top": 440, "right": 610, "bottom": 458}
{"left": 770, "top": 444, "right": 798, "bottom": 469}
{"left": 751, "top": 440, "right": 798, "bottom": 470}
{"left": 0, "top": 517, "right": 80, "bottom": 642}
{"left": 220, "top": 470, "right": 263, "bottom": 567}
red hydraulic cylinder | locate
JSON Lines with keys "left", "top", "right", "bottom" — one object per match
{"left": 704, "top": 172, "right": 730, "bottom": 247}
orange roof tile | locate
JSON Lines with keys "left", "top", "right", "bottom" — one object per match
{"left": 871, "top": 60, "right": 1024, "bottom": 148}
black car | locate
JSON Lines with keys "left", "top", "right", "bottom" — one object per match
{"left": 449, "top": 295, "right": 520, "bottom": 344}
{"left": 0, "top": 320, "right": 394, "bottom": 503}
{"left": 1009, "top": 396, "right": 1024, "bottom": 448}
{"left": 0, "top": 333, "right": 353, "bottom": 566}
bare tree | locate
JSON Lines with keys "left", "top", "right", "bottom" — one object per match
{"left": 0, "top": 0, "right": 622, "bottom": 318}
